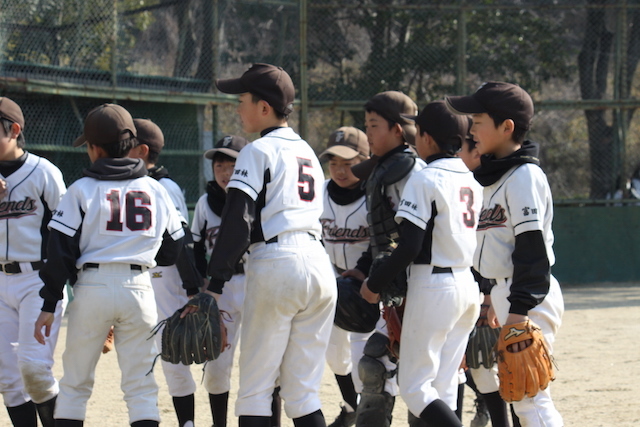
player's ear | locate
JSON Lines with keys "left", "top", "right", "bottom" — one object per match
{"left": 502, "top": 119, "right": 515, "bottom": 135}
{"left": 10, "top": 122, "right": 21, "bottom": 139}
{"left": 259, "top": 100, "right": 271, "bottom": 116}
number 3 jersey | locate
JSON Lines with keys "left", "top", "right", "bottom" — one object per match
{"left": 395, "top": 156, "right": 482, "bottom": 267}
{"left": 227, "top": 127, "right": 324, "bottom": 240}
{"left": 48, "top": 159, "right": 184, "bottom": 268}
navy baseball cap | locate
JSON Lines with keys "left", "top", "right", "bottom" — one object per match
{"left": 134, "top": 119, "right": 164, "bottom": 154}
{"left": 445, "top": 81, "right": 534, "bottom": 130}
{"left": 74, "top": 104, "right": 136, "bottom": 147}
{"left": 365, "top": 91, "right": 418, "bottom": 145}
{"left": 204, "top": 135, "right": 249, "bottom": 159}
{"left": 402, "top": 101, "right": 469, "bottom": 152}
{"left": 215, "top": 64, "right": 295, "bottom": 115}
{"left": 0, "top": 97, "right": 25, "bottom": 129}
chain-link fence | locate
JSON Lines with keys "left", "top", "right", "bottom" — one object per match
{"left": 2, "top": 0, "right": 640, "bottom": 205}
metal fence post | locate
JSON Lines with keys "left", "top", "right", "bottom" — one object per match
{"left": 299, "top": 0, "right": 308, "bottom": 140}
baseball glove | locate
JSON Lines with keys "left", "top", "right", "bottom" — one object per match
{"left": 152, "top": 293, "right": 227, "bottom": 365}
{"left": 496, "top": 320, "right": 555, "bottom": 402}
{"left": 466, "top": 325, "right": 500, "bottom": 369}
{"left": 334, "top": 276, "right": 380, "bottom": 333}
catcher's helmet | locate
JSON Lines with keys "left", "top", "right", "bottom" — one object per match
{"left": 334, "top": 276, "right": 380, "bottom": 333}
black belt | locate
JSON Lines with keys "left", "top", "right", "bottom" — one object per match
{"left": 432, "top": 266, "right": 452, "bottom": 274}
{"left": 0, "top": 261, "right": 45, "bottom": 275}
{"left": 265, "top": 232, "right": 317, "bottom": 244}
{"left": 489, "top": 278, "right": 508, "bottom": 285}
{"left": 83, "top": 263, "right": 143, "bottom": 271}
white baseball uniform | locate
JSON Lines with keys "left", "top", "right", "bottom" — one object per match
{"left": 38, "top": 158, "right": 184, "bottom": 424}
{"left": 191, "top": 187, "right": 245, "bottom": 395}
{"left": 390, "top": 156, "right": 482, "bottom": 416}
{"left": 0, "top": 153, "right": 67, "bottom": 408}
{"left": 474, "top": 146, "right": 564, "bottom": 426}
{"left": 207, "top": 127, "right": 336, "bottom": 419}
{"left": 320, "top": 179, "right": 372, "bottom": 393}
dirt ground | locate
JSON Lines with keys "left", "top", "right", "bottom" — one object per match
{"left": 2, "top": 282, "right": 638, "bottom": 426}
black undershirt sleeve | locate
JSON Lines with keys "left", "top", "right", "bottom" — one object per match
{"left": 39, "top": 229, "right": 81, "bottom": 313}
{"left": 155, "top": 229, "right": 184, "bottom": 266}
{"left": 174, "top": 225, "right": 203, "bottom": 296}
{"left": 509, "top": 229, "right": 551, "bottom": 315}
{"left": 366, "top": 220, "right": 424, "bottom": 294}
{"left": 207, "top": 189, "right": 255, "bottom": 294}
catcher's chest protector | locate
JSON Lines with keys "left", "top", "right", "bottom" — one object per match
{"left": 365, "top": 151, "right": 416, "bottom": 258}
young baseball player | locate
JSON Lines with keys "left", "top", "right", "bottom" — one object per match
{"left": 191, "top": 134, "right": 250, "bottom": 427}
{"left": 359, "top": 100, "right": 482, "bottom": 427}
{"left": 129, "top": 118, "right": 202, "bottom": 427}
{"left": 0, "top": 96, "right": 67, "bottom": 427}
{"left": 342, "top": 91, "right": 426, "bottom": 427}
{"left": 34, "top": 103, "right": 185, "bottom": 427}
{"left": 446, "top": 81, "right": 565, "bottom": 426}
{"left": 318, "top": 126, "right": 371, "bottom": 427}
{"left": 200, "top": 63, "right": 336, "bottom": 427}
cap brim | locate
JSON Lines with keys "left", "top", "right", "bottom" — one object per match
{"left": 73, "top": 134, "right": 87, "bottom": 147}
{"left": 319, "top": 146, "right": 360, "bottom": 161}
{"left": 400, "top": 113, "right": 418, "bottom": 122}
{"left": 204, "top": 148, "right": 240, "bottom": 159}
{"left": 445, "top": 95, "right": 486, "bottom": 115}
{"left": 215, "top": 78, "right": 248, "bottom": 94}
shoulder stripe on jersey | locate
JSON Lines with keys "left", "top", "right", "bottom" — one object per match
{"left": 267, "top": 135, "right": 303, "bottom": 142}
{"left": 229, "top": 178, "right": 259, "bottom": 196}
{"left": 514, "top": 219, "right": 540, "bottom": 228}
{"left": 397, "top": 208, "right": 427, "bottom": 228}
{"left": 49, "top": 218, "right": 77, "bottom": 235}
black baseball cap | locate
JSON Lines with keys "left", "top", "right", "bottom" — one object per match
{"left": 402, "top": 101, "right": 469, "bottom": 152}
{"left": 215, "top": 63, "right": 295, "bottom": 115}
{"left": 0, "top": 97, "right": 25, "bottom": 129}
{"left": 319, "top": 127, "right": 369, "bottom": 161}
{"left": 204, "top": 135, "right": 249, "bottom": 160}
{"left": 365, "top": 91, "right": 418, "bottom": 145}
{"left": 73, "top": 104, "right": 136, "bottom": 147}
{"left": 445, "top": 81, "right": 534, "bottom": 130}
{"left": 134, "top": 119, "right": 164, "bottom": 154}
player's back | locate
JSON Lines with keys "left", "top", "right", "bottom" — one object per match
{"left": 397, "top": 157, "right": 481, "bottom": 268}
{"left": 52, "top": 175, "right": 182, "bottom": 268}
{"left": 228, "top": 127, "right": 324, "bottom": 240}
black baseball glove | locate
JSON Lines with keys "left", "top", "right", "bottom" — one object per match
{"left": 151, "top": 292, "right": 226, "bottom": 365}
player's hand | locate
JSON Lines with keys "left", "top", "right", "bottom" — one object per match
{"left": 0, "top": 179, "right": 8, "bottom": 201}
{"left": 503, "top": 313, "right": 532, "bottom": 352}
{"left": 342, "top": 268, "right": 366, "bottom": 282}
{"left": 487, "top": 303, "right": 500, "bottom": 329}
{"left": 180, "top": 290, "right": 220, "bottom": 318}
{"left": 34, "top": 311, "right": 55, "bottom": 345}
{"left": 360, "top": 280, "right": 380, "bottom": 304}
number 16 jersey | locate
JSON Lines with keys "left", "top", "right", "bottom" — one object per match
{"left": 50, "top": 174, "right": 184, "bottom": 268}
{"left": 227, "top": 127, "right": 324, "bottom": 241}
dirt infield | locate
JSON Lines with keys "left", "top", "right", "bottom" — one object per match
{"left": 1, "top": 283, "right": 638, "bottom": 426}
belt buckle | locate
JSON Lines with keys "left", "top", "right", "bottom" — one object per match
{"left": 2, "top": 262, "right": 20, "bottom": 275}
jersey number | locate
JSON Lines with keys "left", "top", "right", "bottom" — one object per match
{"left": 106, "top": 190, "right": 152, "bottom": 231}
{"left": 460, "top": 187, "right": 475, "bottom": 228}
{"left": 297, "top": 157, "right": 315, "bottom": 201}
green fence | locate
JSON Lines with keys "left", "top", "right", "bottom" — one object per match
{"left": 2, "top": 0, "right": 640, "bottom": 282}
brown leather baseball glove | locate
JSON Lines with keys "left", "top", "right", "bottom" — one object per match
{"left": 496, "top": 320, "right": 556, "bottom": 402}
